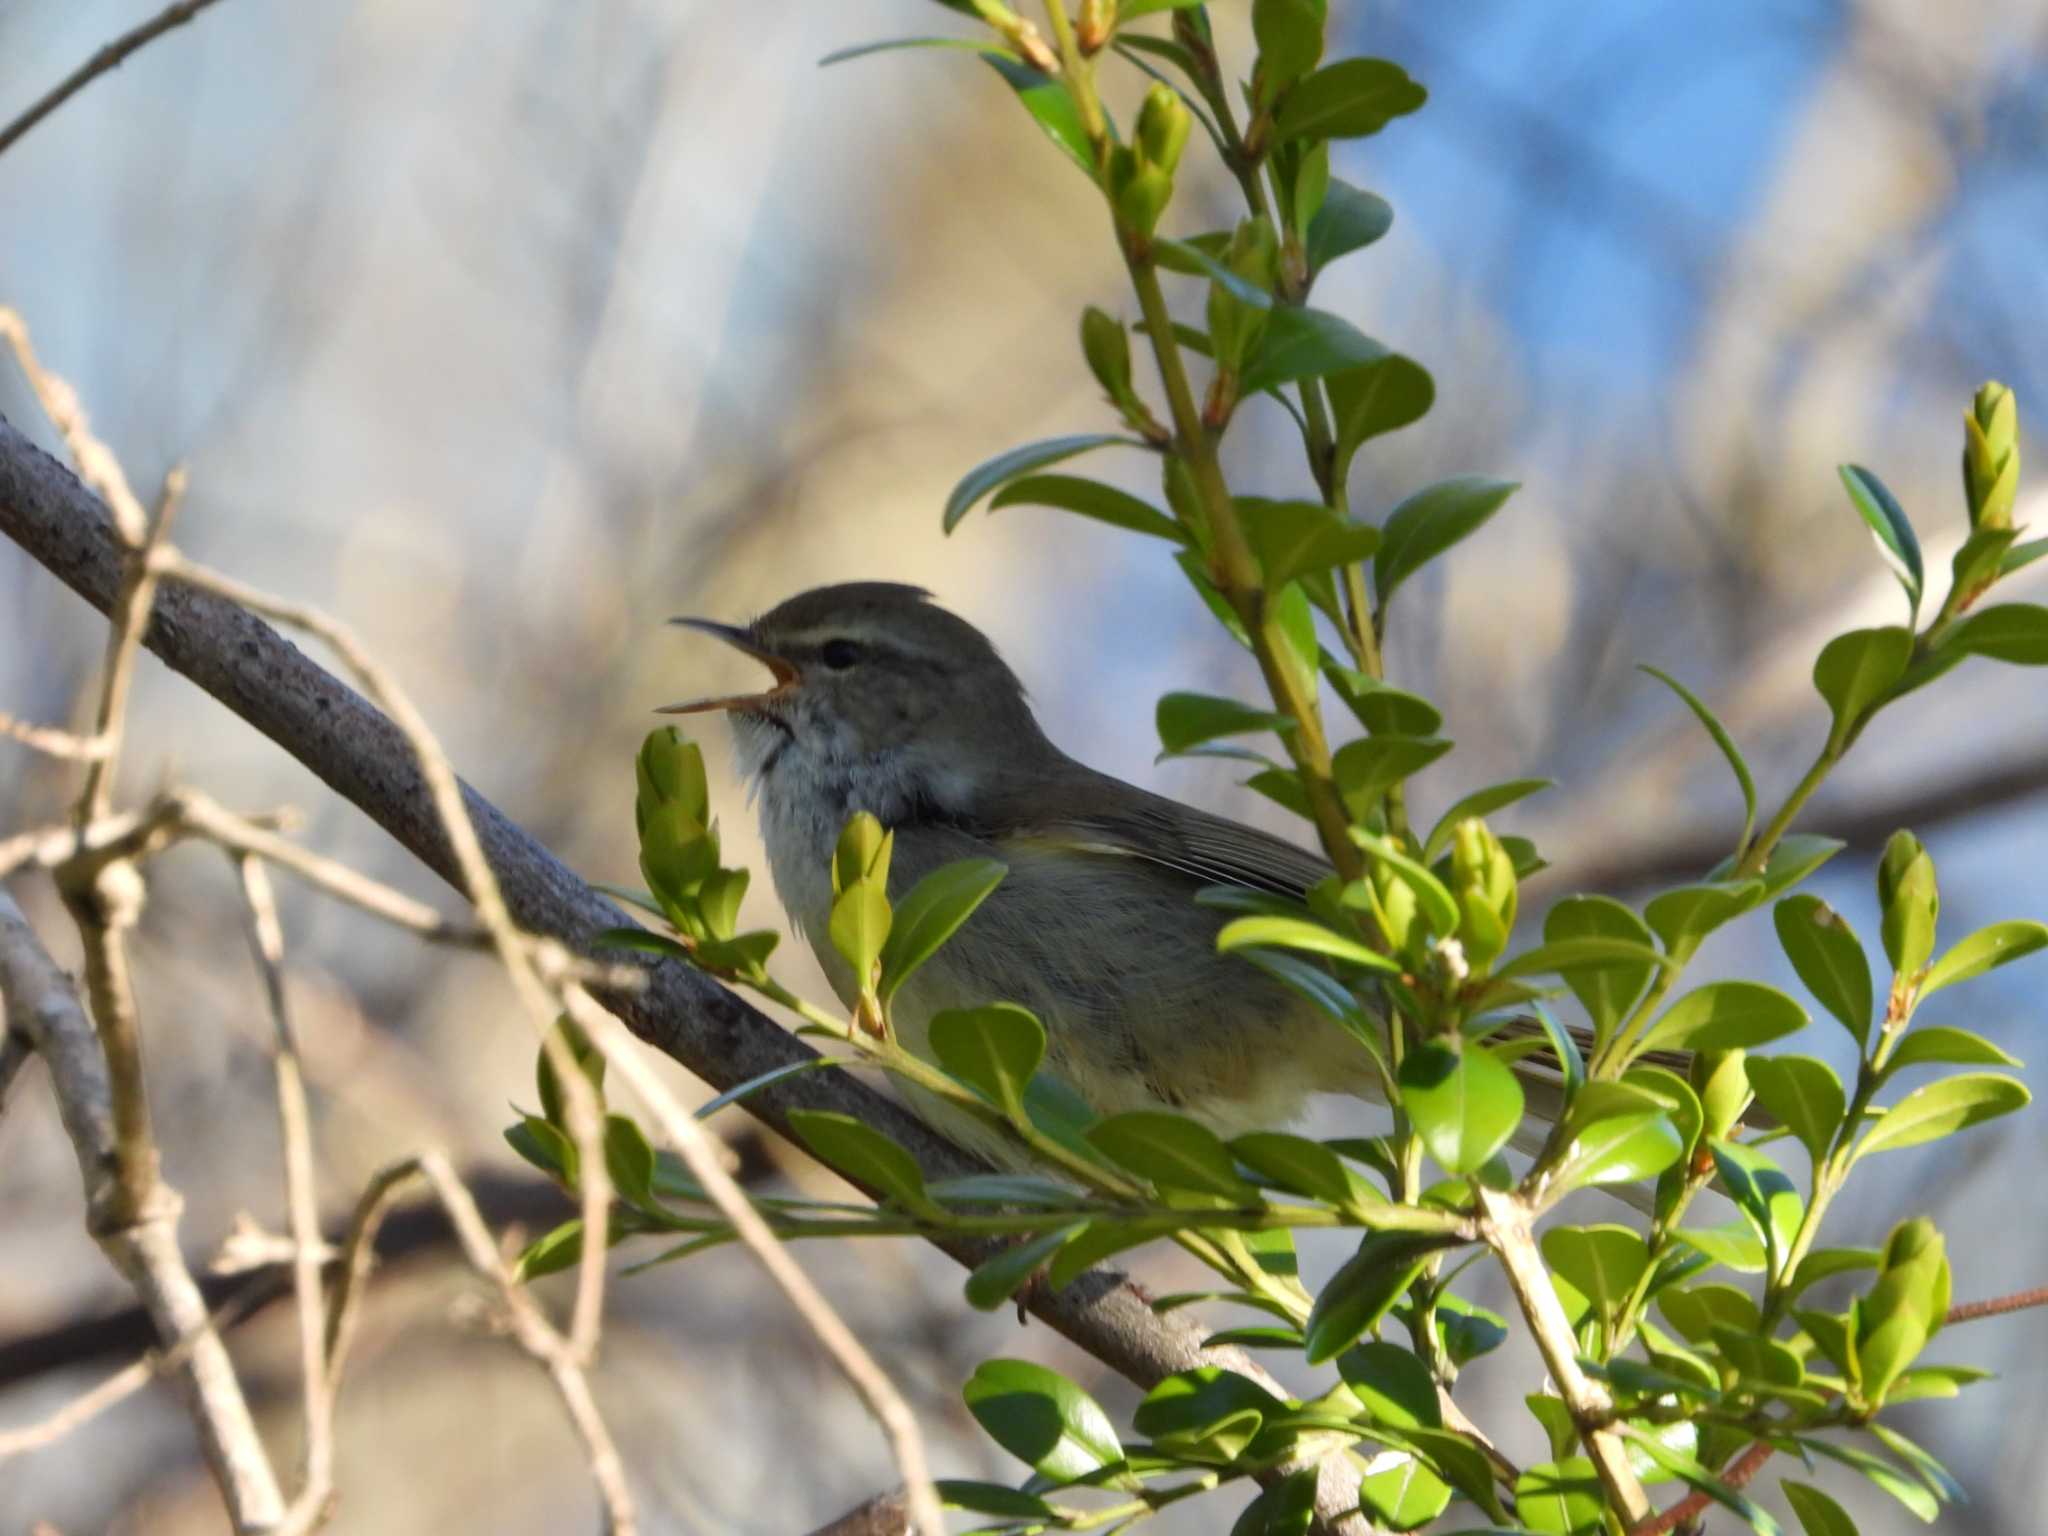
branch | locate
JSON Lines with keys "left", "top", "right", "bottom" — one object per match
{"left": 0, "top": 0, "right": 232, "bottom": 161}
{"left": 0, "top": 886, "right": 287, "bottom": 1529}
{"left": 0, "top": 406, "right": 1287, "bottom": 1406}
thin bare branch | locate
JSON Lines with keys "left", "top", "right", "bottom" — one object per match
{"left": 0, "top": 310, "right": 148, "bottom": 542}
{"left": 556, "top": 978, "right": 945, "bottom": 1536}
{"left": 0, "top": 709, "right": 109, "bottom": 760}
{"left": 0, "top": 0, "right": 232, "bottom": 162}
{"left": 77, "top": 466, "right": 184, "bottom": 820}
{"left": 0, "top": 886, "right": 286, "bottom": 1528}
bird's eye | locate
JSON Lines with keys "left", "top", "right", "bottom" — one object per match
{"left": 820, "top": 639, "right": 864, "bottom": 670}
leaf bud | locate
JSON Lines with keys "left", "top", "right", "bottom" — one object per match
{"left": 1691, "top": 1049, "right": 1750, "bottom": 1141}
{"left": 1080, "top": 306, "right": 1133, "bottom": 403}
{"left": 1962, "top": 380, "right": 2018, "bottom": 531}
{"left": 1136, "top": 83, "right": 1191, "bottom": 177}
{"left": 1877, "top": 829, "right": 1938, "bottom": 976}
{"left": 1450, "top": 818, "right": 1516, "bottom": 969}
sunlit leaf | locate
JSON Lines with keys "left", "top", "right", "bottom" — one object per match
{"left": 964, "top": 1358, "right": 1124, "bottom": 1480}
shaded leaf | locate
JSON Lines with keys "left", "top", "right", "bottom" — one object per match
{"left": 944, "top": 434, "right": 1139, "bottom": 532}
{"left": 878, "top": 857, "right": 1007, "bottom": 1000}
{"left": 1543, "top": 895, "right": 1657, "bottom": 1048}
{"left": 1303, "top": 1231, "right": 1452, "bottom": 1362}
{"left": 1812, "top": 627, "right": 1913, "bottom": 751}
{"left": 1327, "top": 352, "right": 1433, "bottom": 471}
{"left": 1305, "top": 177, "right": 1394, "bottom": 272}
{"left": 929, "top": 1003, "right": 1046, "bottom": 1119}
{"left": 1240, "top": 306, "right": 1387, "bottom": 395}
{"left": 1275, "top": 56, "right": 1427, "bottom": 141}
{"left": 820, "top": 35, "right": 1016, "bottom": 67}
{"left": 965, "top": 1225, "right": 1084, "bottom": 1310}
{"left": 963, "top": 1358, "right": 1123, "bottom": 1480}
{"left": 1774, "top": 895, "right": 1874, "bottom": 1047}
{"left": 1780, "top": 1479, "right": 1858, "bottom": 1536}
{"left": 1839, "top": 463, "right": 1923, "bottom": 620}
{"left": 1639, "top": 981, "right": 1807, "bottom": 1055}
{"left": 988, "top": 473, "right": 1186, "bottom": 543}
{"left": 1087, "top": 1111, "right": 1260, "bottom": 1200}
{"left": 1942, "top": 601, "right": 2048, "bottom": 665}
{"left": 1157, "top": 692, "right": 1298, "bottom": 755}
{"left": 1640, "top": 664, "right": 1757, "bottom": 857}
{"left": 983, "top": 55, "right": 1096, "bottom": 176}
{"left": 1747, "top": 1054, "right": 1847, "bottom": 1166}
{"left": 786, "top": 1110, "right": 942, "bottom": 1218}
{"left": 1423, "top": 778, "right": 1552, "bottom": 863}
{"left": 1237, "top": 497, "right": 1380, "bottom": 588}
{"left": 1374, "top": 476, "right": 1518, "bottom": 609}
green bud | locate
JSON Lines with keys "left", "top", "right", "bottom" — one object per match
{"left": 1450, "top": 818, "right": 1516, "bottom": 970}
{"left": 833, "top": 811, "right": 891, "bottom": 896}
{"left": 1692, "top": 1049, "right": 1751, "bottom": 1141}
{"left": 1877, "top": 829, "right": 1939, "bottom": 975}
{"left": 636, "top": 726, "right": 708, "bottom": 826}
{"left": 1135, "top": 84, "right": 1191, "bottom": 176}
{"left": 1207, "top": 217, "right": 1280, "bottom": 370}
{"left": 1962, "top": 380, "right": 2018, "bottom": 532}
{"left": 1080, "top": 307, "right": 1132, "bottom": 403}
{"left": 1117, "top": 164, "right": 1175, "bottom": 240}
{"left": 1853, "top": 1218, "right": 1950, "bottom": 1401}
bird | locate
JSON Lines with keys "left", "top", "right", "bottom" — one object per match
{"left": 659, "top": 581, "right": 1592, "bottom": 1170}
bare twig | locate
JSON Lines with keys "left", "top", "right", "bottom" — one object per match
{"left": 556, "top": 979, "right": 946, "bottom": 1536}
{"left": 0, "top": 710, "right": 109, "bottom": 760}
{"left": 0, "top": 0, "right": 232, "bottom": 161}
{"left": 0, "top": 310, "right": 147, "bottom": 542}
{"left": 77, "top": 466, "right": 185, "bottom": 818}
{"left": 231, "top": 854, "right": 335, "bottom": 1533}
{"left": 0, "top": 886, "right": 286, "bottom": 1528}
{"left": 1943, "top": 1284, "right": 2048, "bottom": 1326}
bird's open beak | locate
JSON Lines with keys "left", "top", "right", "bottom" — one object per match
{"left": 658, "top": 618, "right": 801, "bottom": 715}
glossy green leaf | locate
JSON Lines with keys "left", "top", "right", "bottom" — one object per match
{"left": 1496, "top": 936, "right": 1670, "bottom": 981}
{"left": 1543, "top": 895, "right": 1657, "bottom": 1047}
{"left": 786, "top": 1110, "right": 942, "bottom": 1218}
{"left": 1785, "top": 1246, "right": 1881, "bottom": 1300}
{"left": 1839, "top": 463, "right": 1923, "bottom": 620}
{"left": 963, "top": 1358, "right": 1124, "bottom": 1480}
{"left": 1749, "top": 833, "right": 1847, "bottom": 899}
{"left": 1790, "top": 1436, "right": 1938, "bottom": 1523}
{"left": 983, "top": 55, "right": 1096, "bottom": 176}
{"left": 878, "top": 857, "right": 1007, "bottom": 1000}
{"left": 1336, "top": 1341, "right": 1441, "bottom": 1429}
{"left": 964, "top": 1224, "right": 1083, "bottom": 1311}
{"left": 1239, "top": 305, "right": 1386, "bottom": 394}
{"left": 1674, "top": 1222, "right": 1767, "bottom": 1273}
{"left": 1304, "top": 177, "right": 1394, "bottom": 272}
{"left": 1230, "top": 1465, "right": 1319, "bottom": 1536}
{"left": 1773, "top": 895, "right": 1874, "bottom": 1046}
{"left": 1423, "top": 778, "right": 1552, "bottom": 862}
{"left": 1303, "top": 1231, "right": 1449, "bottom": 1362}
{"left": 1324, "top": 665, "right": 1443, "bottom": 736}
{"left": 1332, "top": 734, "right": 1452, "bottom": 816}
{"left": 1525, "top": 1394, "right": 1576, "bottom": 1461}
{"left": 1217, "top": 914, "right": 1400, "bottom": 974}
{"left": 1157, "top": 692, "right": 1298, "bottom": 755}
{"left": 514, "top": 1218, "right": 587, "bottom": 1281}
{"left": 1639, "top": 665, "right": 1757, "bottom": 857}
{"left": 1553, "top": 1111, "right": 1686, "bottom": 1191}
{"left": 1919, "top": 918, "right": 2048, "bottom": 997}
{"left": 932, "top": 1481, "right": 1058, "bottom": 1520}
{"left": 1087, "top": 1111, "right": 1260, "bottom": 1200}
{"left": 1939, "top": 601, "right": 2048, "bottom": 664}
{"left": 1812, "top": 626, "right": 1913, "bottom": 751}
{"left": 1275, "top": 57, "right": 1427, "bottom": 141}
{"left": 1780, "top": 1479, "right": 1858, "bottom": 1536}
{"left": 1625, "top": 1430, "right": 1785, "bottom": 1535}
{"left": 1230, "top": 1131, "right": 1383, "bottom": 1211}
{"left": 1746, "top": 1055, "right": 1846, "bottom": 1166}
{"left": 1373, "top": 476, "right": 1518, "bottom": 609}
{"left": 1853, "top": 1072, "right": 2030, "bottom": 1160}
{"left": 1237, "top": 497, "right": 1380, "bottom": 587}
{"left": 1327, "top": 352, "right": 1433, "bottom": 472}
{"left": 1638, "top": 981, "right": 1806, "bottom": 1055}
{"left": 1358, "top": 1449, "right": 1452, "bottom": 1529}
{"left": 1135, "top": 1366, "right": 1285, "bottom": 1456}
{"left": 1881, "top": 1025, "right": 2019, "bottom": 1074}
{"left": 1711, "top": 1139, "right": 1803, "bottom": 1270}
{"left": 1540, "top": 1224, "right": 1648, "bottom": 1329}
{"left": 603, "top": 1113, "right": 656, "bottom": 1207}
{"left": 1431, "top": 1293, "right": 1509, "bottom": 1369}
{"left": 828, "top": 881, "right": 891, "bottom": 986}
{"left": 1710, "top": 1323, "right": 1805, "bottom": 1389}
{"left": 987, "top": 473, "right": 1186, "bottom": 543}
{"left": 1658, "top": 1282, "right": 1762, "bottom": 1343}
{"left": 943, "top": 433, "right": 1139, "bottom": 531}
{"left": 1515, "top": 1457, "right": 1604, "bottom": 1536}
{"left": 1351, "top": 829, "right": 1461, "bottom": 939}
{"left": 1644, "top": 881, "right": 1762, "bottom": 957}
{"left": 1399, "top": 1042, "right": 1524, "bottom": 1175}
{"left": 929, "top": 1003, "right": 1046, "bottom": 1119}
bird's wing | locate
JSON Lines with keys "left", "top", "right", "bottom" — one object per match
{"left": 1016, "top": 769, "right": 1334, "bottom": 900}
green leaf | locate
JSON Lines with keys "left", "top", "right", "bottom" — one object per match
{"left": 603, "top": 1113, "right": 656, "bottom": 1206}
{"left": 1790, "top": 1436, "right": 1937, "bottom": 1523}
{"left": 536, "top": 1016, "right": 605, "bottom": 1132}
{"left": 819, "top": 35, "right": 1017, "bottom": 67}
{"left": 1422, "top": 779, "right": 1551, "bottom": 863}
{"left": 963, "top": 1358, "right": 1124, "bottom": 1481}
{"left": 1399, "top": 1042, "right": 1524, "bottom": 1175}
{"left": 1332, "top": 734, "right": 1452, "bottom": 817}
{"left": 929, "top": 1004, "right": 1046, "bottom": 1119}
{"left": 1157, "top": 692, "right": 1298, "bottom": 756}
{"left": 1298, "top": 179, "right": 1391, "bottom": 279}
{"left": 1675, "top": 1222, "right": 1768, "bottom": 1273}
{"left": 514, "top": 1219, "right": 587, "bottom": 1281}
{"left": 1919, "top": 918, "right": 2048, "bottom": 997}
{"left": 1543, "top": 895, "right": 1657, "bottom": 1048}
{"left": 1351, "top": 829, "right": 1461, "bottom": 939}
{"left": 1866, "top": 1422, "right": 1964, "bottom": 1505}
{"left": 1303, "top": 1232, "right": 1450, "bottom": 1362}
{"left": 1158, "top": 235, "right": 1276, "bottom": 311}
{"left": 1217, "top": 914, "right": 1400, "bottom": 974}
{"left": 1746, "top": 1055, "right": 1846, "bottom": 1166}
{"left": 1324, "top": 665, "right": 1442, "bottom": 736}
{"left": 1658, "top": 1282, "right": 1762, "bottom": 1342}
{"left": 1711, "top": 1139, "right": 1804, "bottom": 1271}
{"left": 1327, "top": 352, "right": 1433, "bottom": 473}
{"left": 1274, "top": 57, "right": 1427, "bottom": 141}
{"left": 1644, "top": 881, "right": 1762, "bottom": 957}
{"left": 987, "top": 473, "right": 1186, "bottom": 543}
{"left": 1853, "top": 1072, "right": 2030, "bottom": 1160}
{"left": 1710, "top": 1323, "right": 1805, "bottom": 1388}
{"left": 828, "top": 882, "right": 891, "bottom": 988}
{"left": 1540, "top": 1224, "right": 1648, "bottom": 1330}
{"left": 1236, "top": 497, "right": 1380, "bottom": 587}
{"left": 1881, "top": 1025, "right": 2019, "bottom": 1074}
{"left": 785, "top": 1110, "right": 942, "bottom": 1218}
{"left": 983, "top": 55, "right": 1096, "bottom": 176}
{"left": 2004, "top": 536, "right": 2048, "bottom": 576}
{"left": 1230, "top": 1466, "right": 1319, "bottom": 1536}
{"left": 1134, "top": 1366, "right": 1285, "bottom": 1455}
{"left": 1358, "top": 1448, "right": 1453, "bottom": 1529}
{"left": 1230, "top": 1131, "right": 1383, "bottom": 1211}
{"left": 506, "top": 1114, "right": 575, "bottom": 1183}
{"left": 1839, "top": 463, "right": 1924, "bottom": 621}
{"left": 1373, "top": 476, "right": 1518, "bottom": 609}
{"left": 1087, "top": 1111, "right": 1260, "bottom": 1200}
{"left": 932, "top": 1481, "right": 1057, "bottom": 1520}
{"left": 1336, "top": 1341, "right": 1441, "bottom": 1429}
{"left": 1786, "top": 1247, "right": 1881, "bottom": 1300}
{"left": 1780, "top": 1479, "right": 1858, "bottom": 1536}
{"left": 1515, "top": 1458, "right": 1604, "bottom": 1536}
{"left": 878, "top": 857, "right": 1007, "bottom": 1001}
{"left": 1812, "top": 626, "right": 1913, "bottom": 752}
{"left": 1638, "top": 981, "right": 1807, "bottom": 1055}
{"left": 1638, "top": 664, "right": 1758, "bottom": 856}
{"left": 1497, "top": 936, "right": 1670, "bottom": 981}
{"left": 1939, "top": 601, "right": 2048, "bottom": 664}
{"left": 944, "top": 433, "right": 1140, "bottom": 532}
{"left": 964, "top": 1225, "right": 1084, "bottom": 1310}
{"left": 1749, "top": 832, "right": 1847, "bottom": 899}
{"left": 1553, "top": 1111, "right": 1686, "bottom": 1192}
{"left": 1625, "top": 1431, "right": 1785, "bottom": 1535}
{"left": 1773, "top": 895, "right": 1874, "bottom": 1047}
{"left": 1239, "top": 306, "right": 1387, "bottom": 395}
